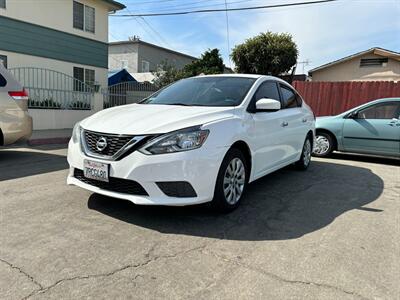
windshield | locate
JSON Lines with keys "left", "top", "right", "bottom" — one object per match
{"left": 141, "top": 77, "right": 256, "bottom": 107}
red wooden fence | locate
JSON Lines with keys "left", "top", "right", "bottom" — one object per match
{"left": 293, "top": 81, "right": 400, "bottom": 116}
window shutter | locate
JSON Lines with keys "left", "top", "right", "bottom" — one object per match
{"left": 85, "top": 6, "right": 95, "bottom": 33}
{"left": 73, "top": 1, "right": 84, "bottom": 30}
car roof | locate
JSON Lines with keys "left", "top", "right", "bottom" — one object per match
{"left": 195, "top": 73, "right": 289, "bottom": 83}
{"left": 371, "top": 97, "right": 400, "bottom": 103}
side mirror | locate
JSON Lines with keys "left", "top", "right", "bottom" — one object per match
{"left": 255, "top": 98, "right": 281, "bottom": 112}
{"left": 347, "top": 111, "right": 359, "bottom": 119}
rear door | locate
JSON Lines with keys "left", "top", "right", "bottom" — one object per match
{"left": 278, "top": 84, "right": 308, "bottom": 161}
{"left": 342, "top": 101, "right": 400, "bottom": 156}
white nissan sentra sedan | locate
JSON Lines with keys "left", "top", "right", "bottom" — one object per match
{"left": 67, "top": 74, "right": 315, "bottom": 212}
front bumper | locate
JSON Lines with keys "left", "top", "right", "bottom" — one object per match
{"left": 67, "top": 139, "right": 227, "bottom": 206}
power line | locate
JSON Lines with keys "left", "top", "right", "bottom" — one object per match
{"left": 139, "top": 17, "right": 173, "bottom": 48}
{"left": 129, "top": 0, "right": 258, "bottom": 13}
{"left": 122, "top": 5, "right": 171, "bottom": 48}
{"left": 111, "top": 0, "right": 338, "bottom": 17}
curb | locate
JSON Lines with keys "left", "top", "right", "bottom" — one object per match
{"left": 28, "top": 137, "right": 71, "bottom": 146}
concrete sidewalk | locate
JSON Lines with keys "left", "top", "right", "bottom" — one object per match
{"left": 28, "top": 129, "right": 72, "bottom": 146}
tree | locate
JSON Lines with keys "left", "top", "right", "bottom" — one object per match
{"left": 184, "top": 48, "right": 225, "bottom": 77}
{"left": 231, "top": 32, "right": 298, "bottom": 76}
{"left": 153, "top": 48, "right": 225, "bottom": 88}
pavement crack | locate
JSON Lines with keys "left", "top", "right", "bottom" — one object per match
{"left": 21, "top": 243, "right": 208, "bottom": 299}
{"left": 201, "top": 250, "right": 371, "bottom": 300}
{"left": 0, "top": 258, "right": 43, "bottom": 297}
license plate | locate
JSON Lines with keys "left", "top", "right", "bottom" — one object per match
{"left": 84, "top": 160, "right": 109, "bottom": 182}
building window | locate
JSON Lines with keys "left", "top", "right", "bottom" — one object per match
{"left": 73, "top": 1, "right": 95, "bottom": 33}
{"left": 0, "top": 55, "right": 7, "bottom": 68}
{"left": 0, "top": 0, "right": 6, "bottom": 9}
{"left": 84, "top": 6, "right": 95, "bottom": 33}
{"left": 84, "top": 69, "right": 95, "bottom": 86}
{"left": 360, "top": 58, "right": 388, "bottom": 67}
{"left": 142, "top": 60, "right": 150, "bottom": 72}
{"left": 73, "top": 67, "right": 95, "bottom": 91}
{"left": 121, "top": 60, "right": 128, "bottom": 69}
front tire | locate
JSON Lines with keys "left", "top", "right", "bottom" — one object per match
{"left": 211, "top": 148, "right": 248, "bottom": 213}
{"left": 313, "top": 132, "right": 334, "bottom": 157}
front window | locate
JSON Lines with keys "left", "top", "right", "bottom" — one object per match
{"left": 142, "top": 77, "right": 256, "bottom": 107}
{"left": 357, "top": 102, "right": 400, "bottom": 119}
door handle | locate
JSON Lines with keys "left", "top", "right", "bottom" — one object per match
{"left": 281, "top": 121, "right": 289, "bottom": 127}
{"left": 302, "top": 118, "right": 307, "bottom": 123}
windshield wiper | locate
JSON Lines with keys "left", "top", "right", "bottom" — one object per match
{"left": 168, "top": 103, "right": 191, "bottom": 106}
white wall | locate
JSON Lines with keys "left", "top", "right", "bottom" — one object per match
{"left": 29, "top": 110, "right": 92, "bottom": 131}
{"left": 0, "top": 50, "right": 108, "bottom": 87}
{"left": 28, "top": 92, "right": 104, "bottom": 130}
{"left": 0, "top": 51, "right": 106, "bottom": 130}
{"left": 311, "top": 54, "right": 400, "bottom": 82}
{"left": 109, "top": 43, "right": 139, "bottom": 73}
{"left": 0, "top": 0, "right": 110, "bottom": 43}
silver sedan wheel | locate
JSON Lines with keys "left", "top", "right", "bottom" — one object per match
{"left": 314, "top": 135, "right": 330, "bottom": 155}
{"left": 303, "top": 139, "right": 312, "bottom": 166}
{"left": 223, "top": 158, "right": 245, "bottom": 205}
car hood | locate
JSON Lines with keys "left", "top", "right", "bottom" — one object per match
{"left": 80, "top": 104, "right": 236, "bottom": 135}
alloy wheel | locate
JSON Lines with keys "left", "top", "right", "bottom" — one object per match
{"left": 223, "top": 158, "right": 245, "bottom": 205}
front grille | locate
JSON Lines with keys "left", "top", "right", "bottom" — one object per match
{"left": 74, "top": 169, "right": 148, "bottom": 196}
{"left": 156, "top": 181, "right": 197, "bottom": 198}
{"left": 83, "top": 130, "right": 135, "bottom": 157}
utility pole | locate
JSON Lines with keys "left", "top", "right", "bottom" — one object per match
{"left": 297, "top": 59, "right": 311, "bottom": 74}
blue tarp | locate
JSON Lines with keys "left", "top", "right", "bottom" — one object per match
{"left": 108, "top": 69, "right": 136, "bottom": 85}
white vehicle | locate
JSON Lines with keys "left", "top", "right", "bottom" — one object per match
{"left": 0, "top": 64, "right": 32, "bottom": 146}
{"left": 67, "top": 75, "right": 315, "bottom": 212}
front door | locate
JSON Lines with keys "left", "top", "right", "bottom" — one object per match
{"left": 249, "top": 81, "right": 287, "bottom": 177}
{"left": 342, "top": 101, "right": 400, "bottom": 156}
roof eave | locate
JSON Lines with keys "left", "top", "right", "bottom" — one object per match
{"left": 102, "top": 0, "right": 126, "bottom": 11}
{"left": 309, "top": 47, "right": 400, "bottom": 75}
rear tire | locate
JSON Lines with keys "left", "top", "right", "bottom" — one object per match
{"left": 295, "top": 136, "right": 312, "bottom": 170}
{"left": 211, "top": 148, "right": 248, "bottom": 213}
{"left": 313, "top": 132, "right": 334, "bottom": 157}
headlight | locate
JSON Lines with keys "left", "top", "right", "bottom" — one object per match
{"left": 139, "top": 126, "right": 209, "bottom": 155}
{"left": 72, "top": 122, "right": 81, "bottom": 143}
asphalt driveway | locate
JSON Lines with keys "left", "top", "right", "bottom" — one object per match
{"left": 0, "top": 146, "right": 399, "bottom": 299}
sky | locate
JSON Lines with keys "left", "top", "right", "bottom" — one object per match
{"left": 109, "top": 0, "right": 400, "bottom": 74}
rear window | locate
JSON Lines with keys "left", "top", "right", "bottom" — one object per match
{"left": 0, "top": 73, "right": 6, "bottom": 87}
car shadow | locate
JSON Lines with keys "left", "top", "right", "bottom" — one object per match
{"left": 330, "top": 153, "right": 400, "bottom": 166}
{"left": 0, "top": 149, "right": 68, "bottom": 181}
{"left": 88, "top": 160, "right": 384, "bottom": 241}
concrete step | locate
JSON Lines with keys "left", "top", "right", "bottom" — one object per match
{"left": 28, "top": 129, "right": 72, "bottom": 146}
